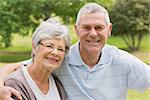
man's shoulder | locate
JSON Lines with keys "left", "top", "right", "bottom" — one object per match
{"left": 103, "top": 44, "right": 119, "bottom": 53}
{"left": 105, "top": 44, "right": 145, "bottom": 65}
{"left": 67, "top": 42, "right": 79, "bottom": 57}
{"left": 103, "top": 44, "right": 129, "bottom": 62}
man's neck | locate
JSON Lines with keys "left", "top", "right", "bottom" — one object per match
{"left": 80, "top": 50, "right": 101, "bottom": 69}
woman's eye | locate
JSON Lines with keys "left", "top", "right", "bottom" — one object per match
{"left": 58, "top": 48, "right": 65, "bottom": 52}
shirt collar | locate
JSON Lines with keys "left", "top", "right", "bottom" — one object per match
{"left": 98, "top": 44, "right": 112, "bottom": 65}
{"left": 68, "top": 41, "right": 84, "bottom": 66}
{"left": 68, "top": 42, "right": 112, "bottom": 66}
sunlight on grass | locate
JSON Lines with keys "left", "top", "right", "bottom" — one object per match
{"left": 0, "top": 34, "right": 32, "bottom": 52}
{"left": 140, "top": 34, "right": 150, "bottom": 52}
{"left": 0, "top": 63, "right": 8, "bottom": 67}
{"left": 69, "top": 25, "right": 78, "bottom": 44}
{"left": 107, "top": 34, "right": 150, "bottom": 52}
{"left": 107, "top": 35, "right": 128, "bottom": 49}
{"left": 127, "top": 89, "right": 150, "bottom": 100}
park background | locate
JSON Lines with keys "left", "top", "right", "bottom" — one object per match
{"left": 0, "top": 0, "right": 150, "bottom": 100}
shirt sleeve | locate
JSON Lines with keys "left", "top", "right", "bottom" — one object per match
{"left": 119, "top": 50, "right": 150, "bottom": 92}
{"left": 22, "top": 59, "right": 32, "bottom": 66}
{"left": 5, "top": 78, "right": 31, "bottom": 100}
{"left": 113, "top": 48, "right": 150, "bottom": 92}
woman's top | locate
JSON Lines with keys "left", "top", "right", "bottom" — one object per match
{"left": 4, "top": 66, "right": 67, "bottom": 100}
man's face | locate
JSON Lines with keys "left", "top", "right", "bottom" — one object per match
{"left": 75, "top": 13, "right": 112, "bottom": 53}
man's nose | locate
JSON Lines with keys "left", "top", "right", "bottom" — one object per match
{"left": 90, "top": 28, "right": 97, "bottom": 37}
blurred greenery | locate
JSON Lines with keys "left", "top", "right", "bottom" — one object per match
{"left": 110, "top": 0, "right": 150, "bottom": 51}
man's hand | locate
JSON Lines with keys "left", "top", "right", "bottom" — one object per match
{"left": 0, "top": 86, "right": 22, "bottom": 100}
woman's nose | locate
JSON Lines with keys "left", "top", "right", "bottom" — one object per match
{"left": 51, "top": 48, "right": 59, "bottom": 56}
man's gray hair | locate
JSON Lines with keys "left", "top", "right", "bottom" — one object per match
{"left": 31, "top": 18, "right": 71, "bottom": 57}
{"left": 75, "top": 3, "right": 111, "bottom": 26}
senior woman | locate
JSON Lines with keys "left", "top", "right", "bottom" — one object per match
{"left": 4, "top": 18, "right": 70, "bottom": 100}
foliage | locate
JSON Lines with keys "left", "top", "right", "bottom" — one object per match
{"left": 0, "top": 0, "right": 49, "bottom": 47}
{"left": 110, "top": 0, "right": 150, "bottom": 51}
{"left": 52, "top": 0, "right": 114, "bottom": 24}
{"left": 0, "top": 0, "right": 114, "bottom": 48}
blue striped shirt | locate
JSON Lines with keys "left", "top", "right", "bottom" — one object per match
{"left": 54, "top": 41, "right": 150, "bottom": 100}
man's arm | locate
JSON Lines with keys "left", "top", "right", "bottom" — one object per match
{"left": 0, "top": 62, "right": 23, "bottom": 100}
{"left": 0, "top": 62, "right": 22, "bottom": 85}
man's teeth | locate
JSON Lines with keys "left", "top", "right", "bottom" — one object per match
{"left": 87, "top": 40, "right": 100, "bottom": 43}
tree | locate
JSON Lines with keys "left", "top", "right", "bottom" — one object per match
{"left": 0, "top": 0, "right": 114, "bottom": 48}
{"left": 0, "top": 0, "right": 49, "bottom": 47}
{"left": 53, "top": 0, "right": 115, "bottom": 24}
{"left": 110, "top": 0, "right": 150, "bottom": 51}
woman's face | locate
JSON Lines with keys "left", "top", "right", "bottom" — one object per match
{"left": 33, "top": 38, "right": 66, "bottom": 71}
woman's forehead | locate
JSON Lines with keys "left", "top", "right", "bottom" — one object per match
{"left": 41, "top": 38, "right": 65, "bottom": 46}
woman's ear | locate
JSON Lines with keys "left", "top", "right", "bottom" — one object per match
{"left": 32, "top": 43, "right": 37, "bottom": 56}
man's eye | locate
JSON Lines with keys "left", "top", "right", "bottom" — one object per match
{"left": 83, "top": 26, "right": 91, "bottom": 30}
{"left": 95, "top": 26, "right": 103, "bottom": 30}
{"left": 85, "top": 27, "right": 91, "bottom": 30}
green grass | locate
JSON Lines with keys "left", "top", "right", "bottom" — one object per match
{"left": 0, "top": 34, "right": 32, "bottom": 62}
{"left": 107, "top": 34, "right": 150, "bottom": 52}
{"left": 0, "top": 52, "right": 31, "bottom": 63}
{"left": 0, "top": 34, "right": 32, "bottom": 52}
{"left": 127, "top": 89, "right": 150, "bottom": 100}
{"left": 107, "top": 36, "right": 128, "bottom": 49}
{"left": 139, "top": 34, "right": 150, "bottom": 52}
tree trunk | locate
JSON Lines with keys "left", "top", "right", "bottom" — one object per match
{"left": 137, "top": 33, "right": 143, "bottom": 50}
{"left": 130, "top": 33, "right": 136, "bottom": 51}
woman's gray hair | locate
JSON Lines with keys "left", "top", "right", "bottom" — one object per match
{"left": 31, "top": 18, "right": 71, "bottom": 57}
{"left": 75, "top": 3, "right": 111, "bottom": 26}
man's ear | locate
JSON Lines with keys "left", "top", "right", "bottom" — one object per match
{"left": 108, "top": 23, "right": 112, "bottom": 37}
{"left": 74, "top": 25, "right": 80, "bottom": 37}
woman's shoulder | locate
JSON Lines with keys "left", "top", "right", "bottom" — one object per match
{"left": 4, "top": 67, "right": 36, "bottom": 100}
{"left": 52, "top": 74, "right": 67, "bottom": 100}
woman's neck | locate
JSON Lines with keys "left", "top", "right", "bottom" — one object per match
{"left": 27, "top": 63, "right": 51, "bottom": 94}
